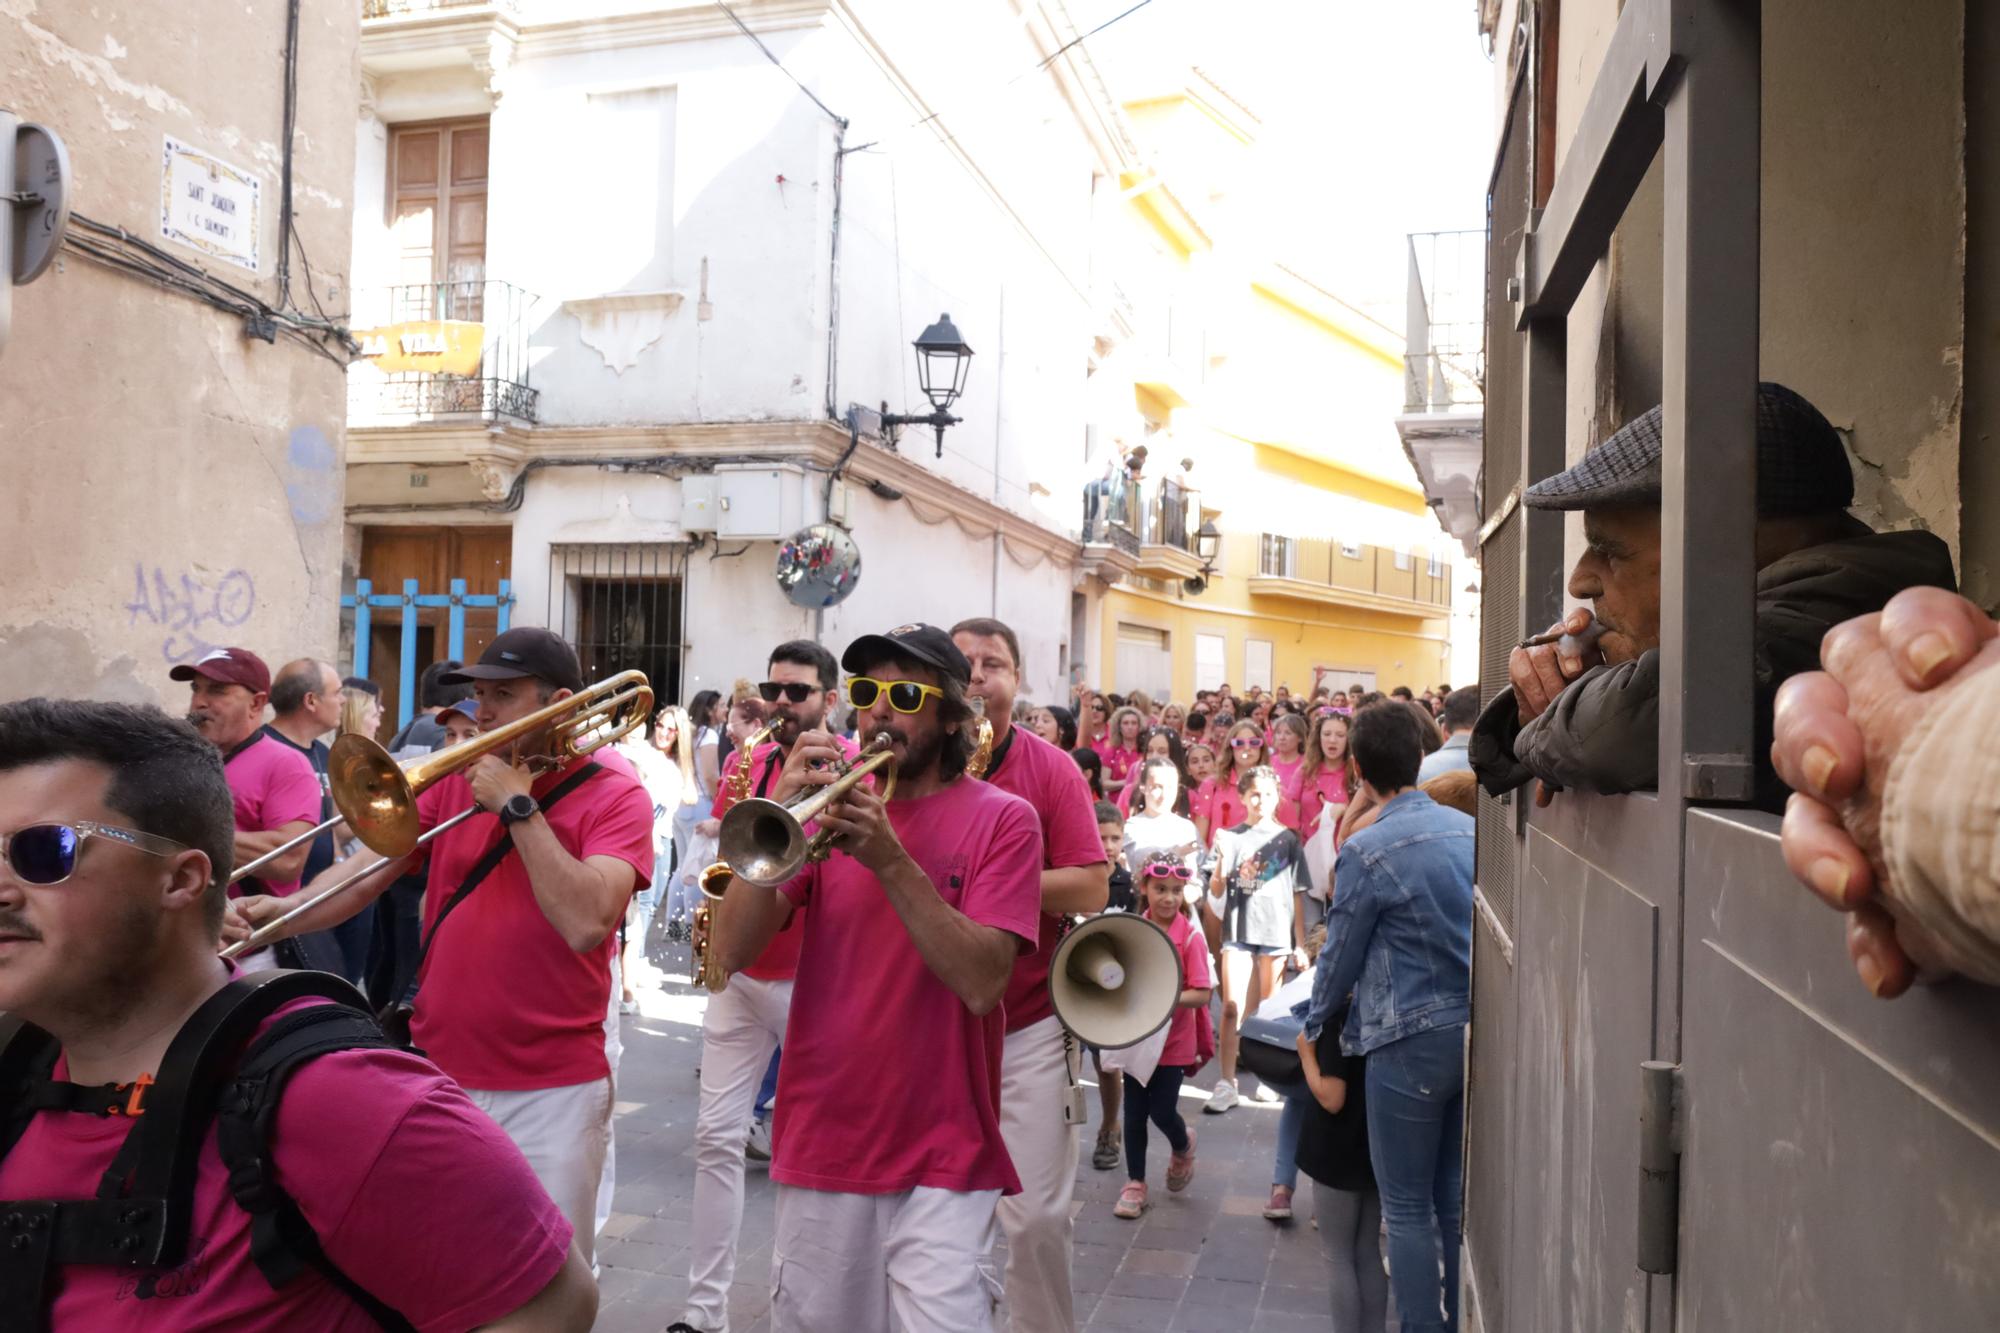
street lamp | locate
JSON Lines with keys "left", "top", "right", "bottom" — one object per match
{"left": 883, "top": 313, "right": 974, "bottom": 457}
{"left": 1182, "top": 518, "right": 1222, "bottom": 597}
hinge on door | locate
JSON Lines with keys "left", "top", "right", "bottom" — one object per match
{"left": 1637, "top": 1060, "right": 1683, "bottom": 1274}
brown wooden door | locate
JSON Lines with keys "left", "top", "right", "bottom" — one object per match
{"left": 388, "top": 119, "right": 489, "bottom": 319}
{"left": 357, "top": 526, "right": 512, "bottom": 736}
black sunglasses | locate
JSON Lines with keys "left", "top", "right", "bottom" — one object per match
{"left": 758, "top": 681, "right": 817, "bottom": 704}
{"left": 2, "top": 820, "right": 189, "bottom": 886}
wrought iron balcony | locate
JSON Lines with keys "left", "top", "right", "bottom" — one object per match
{"left": 1081, "top": 475, "right": 1142, "bottom": 556}
{"left": 346, "top": 279, "right": 540, "bottom": 427}
{"left": 1403, "top": 229, "right": 1486, "bottom": 414}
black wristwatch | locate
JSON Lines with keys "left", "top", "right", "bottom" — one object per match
{"left": 498, "top": 793, "right": 539, "bottom": 827}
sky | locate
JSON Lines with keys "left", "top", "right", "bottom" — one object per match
{"left": 1080, "top": 0, "right": 1496, "bottom": 327}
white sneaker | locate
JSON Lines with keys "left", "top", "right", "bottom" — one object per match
{"left": 744, "top": 1117, "right": 773, "bottom": 1162}
{"left": 1251, "top": 1082, "right": 1281, "bottom": 1104}
{"left": 1204, "top": 1079, "right": 1240, "bottom": 1113}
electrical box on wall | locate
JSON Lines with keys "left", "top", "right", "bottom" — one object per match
{"left": 713, "top": 465, "right": 803, "bottom": 540}
{"left": 680, "top": 476, "right": 719, "bottom": 532}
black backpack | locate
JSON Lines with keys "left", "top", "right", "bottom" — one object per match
{"left": 0, "top": 970, "right": 414, "bottom": 1332}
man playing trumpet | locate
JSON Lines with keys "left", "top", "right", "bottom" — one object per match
{"left": 709, "top": 624, "right": 1042, "bottom": 1333}
{"left": 233, "top": 628, "right": 656, "bottom": 1265}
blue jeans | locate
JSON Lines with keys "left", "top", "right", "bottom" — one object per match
{"left": 755, "top": 1047, "right": 780, "bottom": 1116}
{"left": 1366, "top": 1024, "right": 1465, "bottom": 1333}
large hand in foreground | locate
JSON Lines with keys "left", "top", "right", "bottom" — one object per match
{"left": 1771, "top": 587, "right": 2000, "bottom": 996}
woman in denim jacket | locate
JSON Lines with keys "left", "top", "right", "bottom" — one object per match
{"left": 1301, "top": 703, "right": 1475, "bottom": 1333}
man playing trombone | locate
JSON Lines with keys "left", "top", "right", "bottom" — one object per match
{"left": 232, "top": 628, "right": 657, "bottom": 1264}
{"left": 709, "top": 624, "right": 1042, "bottom": 1333}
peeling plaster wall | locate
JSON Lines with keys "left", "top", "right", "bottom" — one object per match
{"left": 0, "top": 1, "right": 359, "bottom": 705}
{"left": 1549, "top": 0, "right": 1966, "bottom": 582}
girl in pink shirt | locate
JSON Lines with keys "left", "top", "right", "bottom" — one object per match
{"left": 1113, "top": 863, "right": 1215, "bottom": 1219}
{"left": 1195, "top": 722, "right": 1266, "bottom": 846}
{"left": 1298, "top": 711, "right": 1357, "bottom": 837}
{"left": 1184, "top": 742, "right": 1218, "bottom": 828}
{"left": 1079, "top": 691, "right": 1111, "bottom": 752}
{"left": 1099, "top": 705, "right": 1145, "bottom": 786}
{"left": 1268, "top": 713, "right": 1309, "bottom": 830}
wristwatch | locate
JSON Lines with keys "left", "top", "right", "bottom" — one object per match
{"left": 498, "top": 793, "right": 539, "bottom": 827}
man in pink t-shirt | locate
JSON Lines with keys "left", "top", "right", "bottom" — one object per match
{"left": 234, "top": 629, "right": 655, "bottom": 1270}
{"left": 672, "top": 638, "right": 855, "bottom": 1333}
{"left": 0, "top": 697, "right": 594, "bottom": 1330}
{"left": 711, "top": 624, "right": 1042, "bottom": 1333}
{"left": 171, "top": 648, "right": 321, "bottom": 904}
{"left": 953, "top": 617, "right": 1108, "bottom": 1333}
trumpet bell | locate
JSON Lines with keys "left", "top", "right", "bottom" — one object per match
{"left": 1047, "top": 913, "right": 1185, "bottom": 1050}
{"left": 717, "top": 796, "right": 807, "bottom": 888}
{"left": 327, "top": 732, "right": 424, "bottom": 858}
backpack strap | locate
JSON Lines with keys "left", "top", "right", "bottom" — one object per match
{"left": 213, "top": 1003, "right": 415, "bottom": 1332}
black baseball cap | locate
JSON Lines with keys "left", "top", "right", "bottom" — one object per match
{"left": 439, "top": 627, "right": 586, "bottom": 693}
{"left": 840, "top": 623, "right": 971, "bottom": 684}
{"left": 1523, "top": 381, "right": 1854, "bottom": 515}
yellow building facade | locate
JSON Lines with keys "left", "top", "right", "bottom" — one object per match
{"left": 1078, "top": 76, "right": 1456, "bottom": 705}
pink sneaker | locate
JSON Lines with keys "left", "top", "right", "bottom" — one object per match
{"left": 1166, "top": 1128, "right": 1197, "bottom": 1192}
{"left": 1113, "top": 1181, "right": 1148, "bottom": 1219}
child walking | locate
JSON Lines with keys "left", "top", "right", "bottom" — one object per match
{"left": 1114, "top": 861, "right": 1215, "bottom": 1219}
{"left": 1296, "top": 1000, "right": 1387, "bottom": 1331}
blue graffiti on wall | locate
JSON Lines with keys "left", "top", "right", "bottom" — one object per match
{"left": 125, "top": 565, "right": 256, "bottom": 664}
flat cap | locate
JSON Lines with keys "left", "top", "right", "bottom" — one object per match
{"left": 1523, "top": 381, "right": 1854, "bottom": 515}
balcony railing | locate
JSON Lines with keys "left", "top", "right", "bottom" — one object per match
{"left": 363, "top": 0, "right": 519, "bottom": 17}
{"left": 1255, "top": 533, "right": 1452, "bottom": 610}
{"left": 347, "top": 279, "right": 540, "bottom": 426}
{"left": 1142, "top": 478, "right": 1197, "bottom": 551}
{"left": 1082, "top": 474, "right": 1142, "bottom": 556}
{"left": 1403, "top": 229, "right": 1487, "bottom": 413}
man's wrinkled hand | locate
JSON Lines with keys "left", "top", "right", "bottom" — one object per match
{"left": 1509, "top": 608, "right": 1601, "bottom": 722}
{"left": 1771, "top": 587, "right": 2000, "bottom": 997}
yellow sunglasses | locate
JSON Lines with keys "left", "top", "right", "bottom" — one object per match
{"left": 845, "top": 676, "right": 944, "bottom": 714}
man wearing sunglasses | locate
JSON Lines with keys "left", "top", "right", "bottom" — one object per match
{"left": 709, "top": 624, "right": 1042, "bottom": 1333}
{"left": 0, "top": 698, "right": 597, "bottom": 1329}
{"left": 951, "top": 617, "right": 1107, "bottom": 1333}
{"left": 233, "top": 628, "right": 657, "bottom": 1270}
{"left": 674, "top": 639, "right": 853, "bottom": 1333}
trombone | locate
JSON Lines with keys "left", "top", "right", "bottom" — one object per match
{"left": 716, "top": 731, "right": 898, "bottom": 886}
{"left": 221, "top": 669, "right": 653, "bottom": 960}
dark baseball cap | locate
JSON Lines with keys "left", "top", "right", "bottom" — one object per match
{"left": 439, "top": 627, "right": 586, "bottom": 694}
{"left": 1523, "top": 381, "right": 1854, "bottom": 516}
{"left": 840, "top": 623, "right": 971, "bottom": 684}
{"left": 168, "top": 647, "right": 271, "bottom": 694}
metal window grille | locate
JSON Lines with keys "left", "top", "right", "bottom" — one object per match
{"left": 1259, "top": 534, "right": 1294, "bottom": 577}
{"left": 546, "top": 543, "right": 690, "bottom": 707}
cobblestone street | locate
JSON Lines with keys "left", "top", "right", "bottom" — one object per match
{"left": 595, "top": 953, "right": 1341, "bottom": 1333}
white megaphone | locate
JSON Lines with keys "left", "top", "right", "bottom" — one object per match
{"left": 1047, "top": 913, "right": 1184, "bottom": 1049}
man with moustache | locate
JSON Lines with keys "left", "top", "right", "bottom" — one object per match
{"left": 951, "top": 618, "right": 1107, "bottom": 1333}
{"left": 671, "top": 640, "right": 852, "bottom": 1333}
{"left": 709, "top": 625, "right": 1041, "bottom": 1333}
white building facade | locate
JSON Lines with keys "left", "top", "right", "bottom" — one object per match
{"left": 345, "top": 0, "right": 1134, "bottom": 716}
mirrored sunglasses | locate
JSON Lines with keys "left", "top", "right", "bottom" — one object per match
{"left": 2, "top": 820, "right": 189, "bottom": 886}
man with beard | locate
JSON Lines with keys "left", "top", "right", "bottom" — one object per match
{"left": 1471, "top": 382, "right": 1957, "bottom": 812}
{"left": 232, "top": 628, "right": 656, "bottom": 1267}
{"left": 0, "top": 698, "right": 596, "bottom": 1329}
{"left": 172, "top": 648, "right": 319, "bottom": 965}
{"left": 951, "top": 618, "right": 1106, "bottom": 1333}
{"left": 671, "top": 639, "right": 851, "bottom": 1333}
{"left": 709, "top": 624, "right": 1041, "bottom": 1333}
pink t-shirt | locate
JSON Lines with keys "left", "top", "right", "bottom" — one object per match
{"left": 1270, "top": 754, "right": 1306, "bottom": 829}
{"left": 1298, "top": 766, "right": 1352, "bottom": 836}
{"left": 410, "top": 755, "right": 656, "bottom": 1090}
{"left": 709, "top": 737, "right": 852, "bottom": 982}
{"left": 983, "top": 725, "right": 1108, "bottom": 1033}
{"left": 1096, "top": 742, "right": 1141, "bottom": 787}
{"left": 1158, "top": 911, "right": 1214, "bottom": 1068}
{"left": 223, "top": 733, "right": 322, "bottom": 900}
{"left": 772, "top": 777, "right": 1042, "bottom": 1195}
{"left": 1199, "top": 778, "right": 1251, "bottom": 845}
{"left": 0, "top": 998, "right": 571, "bottom": 1331}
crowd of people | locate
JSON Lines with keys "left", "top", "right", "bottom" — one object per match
{"left": 1, "top": 386, "right": 1995, "bottom": 1332}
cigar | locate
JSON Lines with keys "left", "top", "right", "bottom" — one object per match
{"left": 1519, "top": 620, "right": 1609, "bottom": 650}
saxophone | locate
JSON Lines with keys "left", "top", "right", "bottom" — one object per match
{"left": 691, "top": 721, "right": 777, "bottom": 992}
{"left": 967, "top": 696, "right": 995, "bottom": 779}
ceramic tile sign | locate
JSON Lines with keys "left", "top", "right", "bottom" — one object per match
{"left": 160, "top": 135, "right": 261, "bottom": 272}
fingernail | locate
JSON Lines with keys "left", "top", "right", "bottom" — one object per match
{"left": 1907, "top": 632, "right": 1952, "bottom": 682}
{"left": 1803, "top": 745, "right": 1838, "bottom": 794}
{"left": 1560, "top": 657, "right": 1579, "bottom": 674}
{"left": 1855, "top": 951, "right": 1885, "bottom": 997}
{"left": 1810, "top": 858, "right": 1850, "bottom": 903}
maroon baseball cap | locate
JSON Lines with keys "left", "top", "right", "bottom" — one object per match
{"left": 168, "top": 647, "right": 272, "bottom": 694}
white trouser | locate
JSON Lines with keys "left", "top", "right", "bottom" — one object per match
{"left": 595, "top": 954, "right": 623, "bottom": 1246}
{"left": 466, "top": 1077, "right": 614, "bottom": 1268}
{"left": 773, "top": 1184, "right": 1002, "bottom": 1333}
{"left": 685, "top": 973, "right": 792, "bottom": 1332}
{"left": 995, "top": 1015, "right": 1079, "bottom": 1333}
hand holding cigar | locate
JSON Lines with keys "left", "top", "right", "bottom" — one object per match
{"left": 1511, "top": 610, "right": 1609, "bottom": 722}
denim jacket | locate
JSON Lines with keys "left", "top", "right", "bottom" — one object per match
{"left": 1301, "top": 789, "right": 1474, "bottom": 1055}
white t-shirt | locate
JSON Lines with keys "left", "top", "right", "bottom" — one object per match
{"left": 1122, "top": 810, "right": 1201, "bottom": 869}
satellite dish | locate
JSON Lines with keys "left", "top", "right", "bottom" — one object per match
{"left": 775, "top": 523, "right": 862, "bottom": 608}
{"left": 1182, "top": 574, "right": 1208, "bottom": 596}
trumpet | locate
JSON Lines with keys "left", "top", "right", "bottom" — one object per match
{"left": 222, "top": 669, "right": 653, "bottom": 961}
{"left": 717, "top": 731, "right": 898, "bottom": 886}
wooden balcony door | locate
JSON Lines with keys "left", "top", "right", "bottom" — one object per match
{"left": 389, "top": 118, "right": 488, "bottom": 320}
